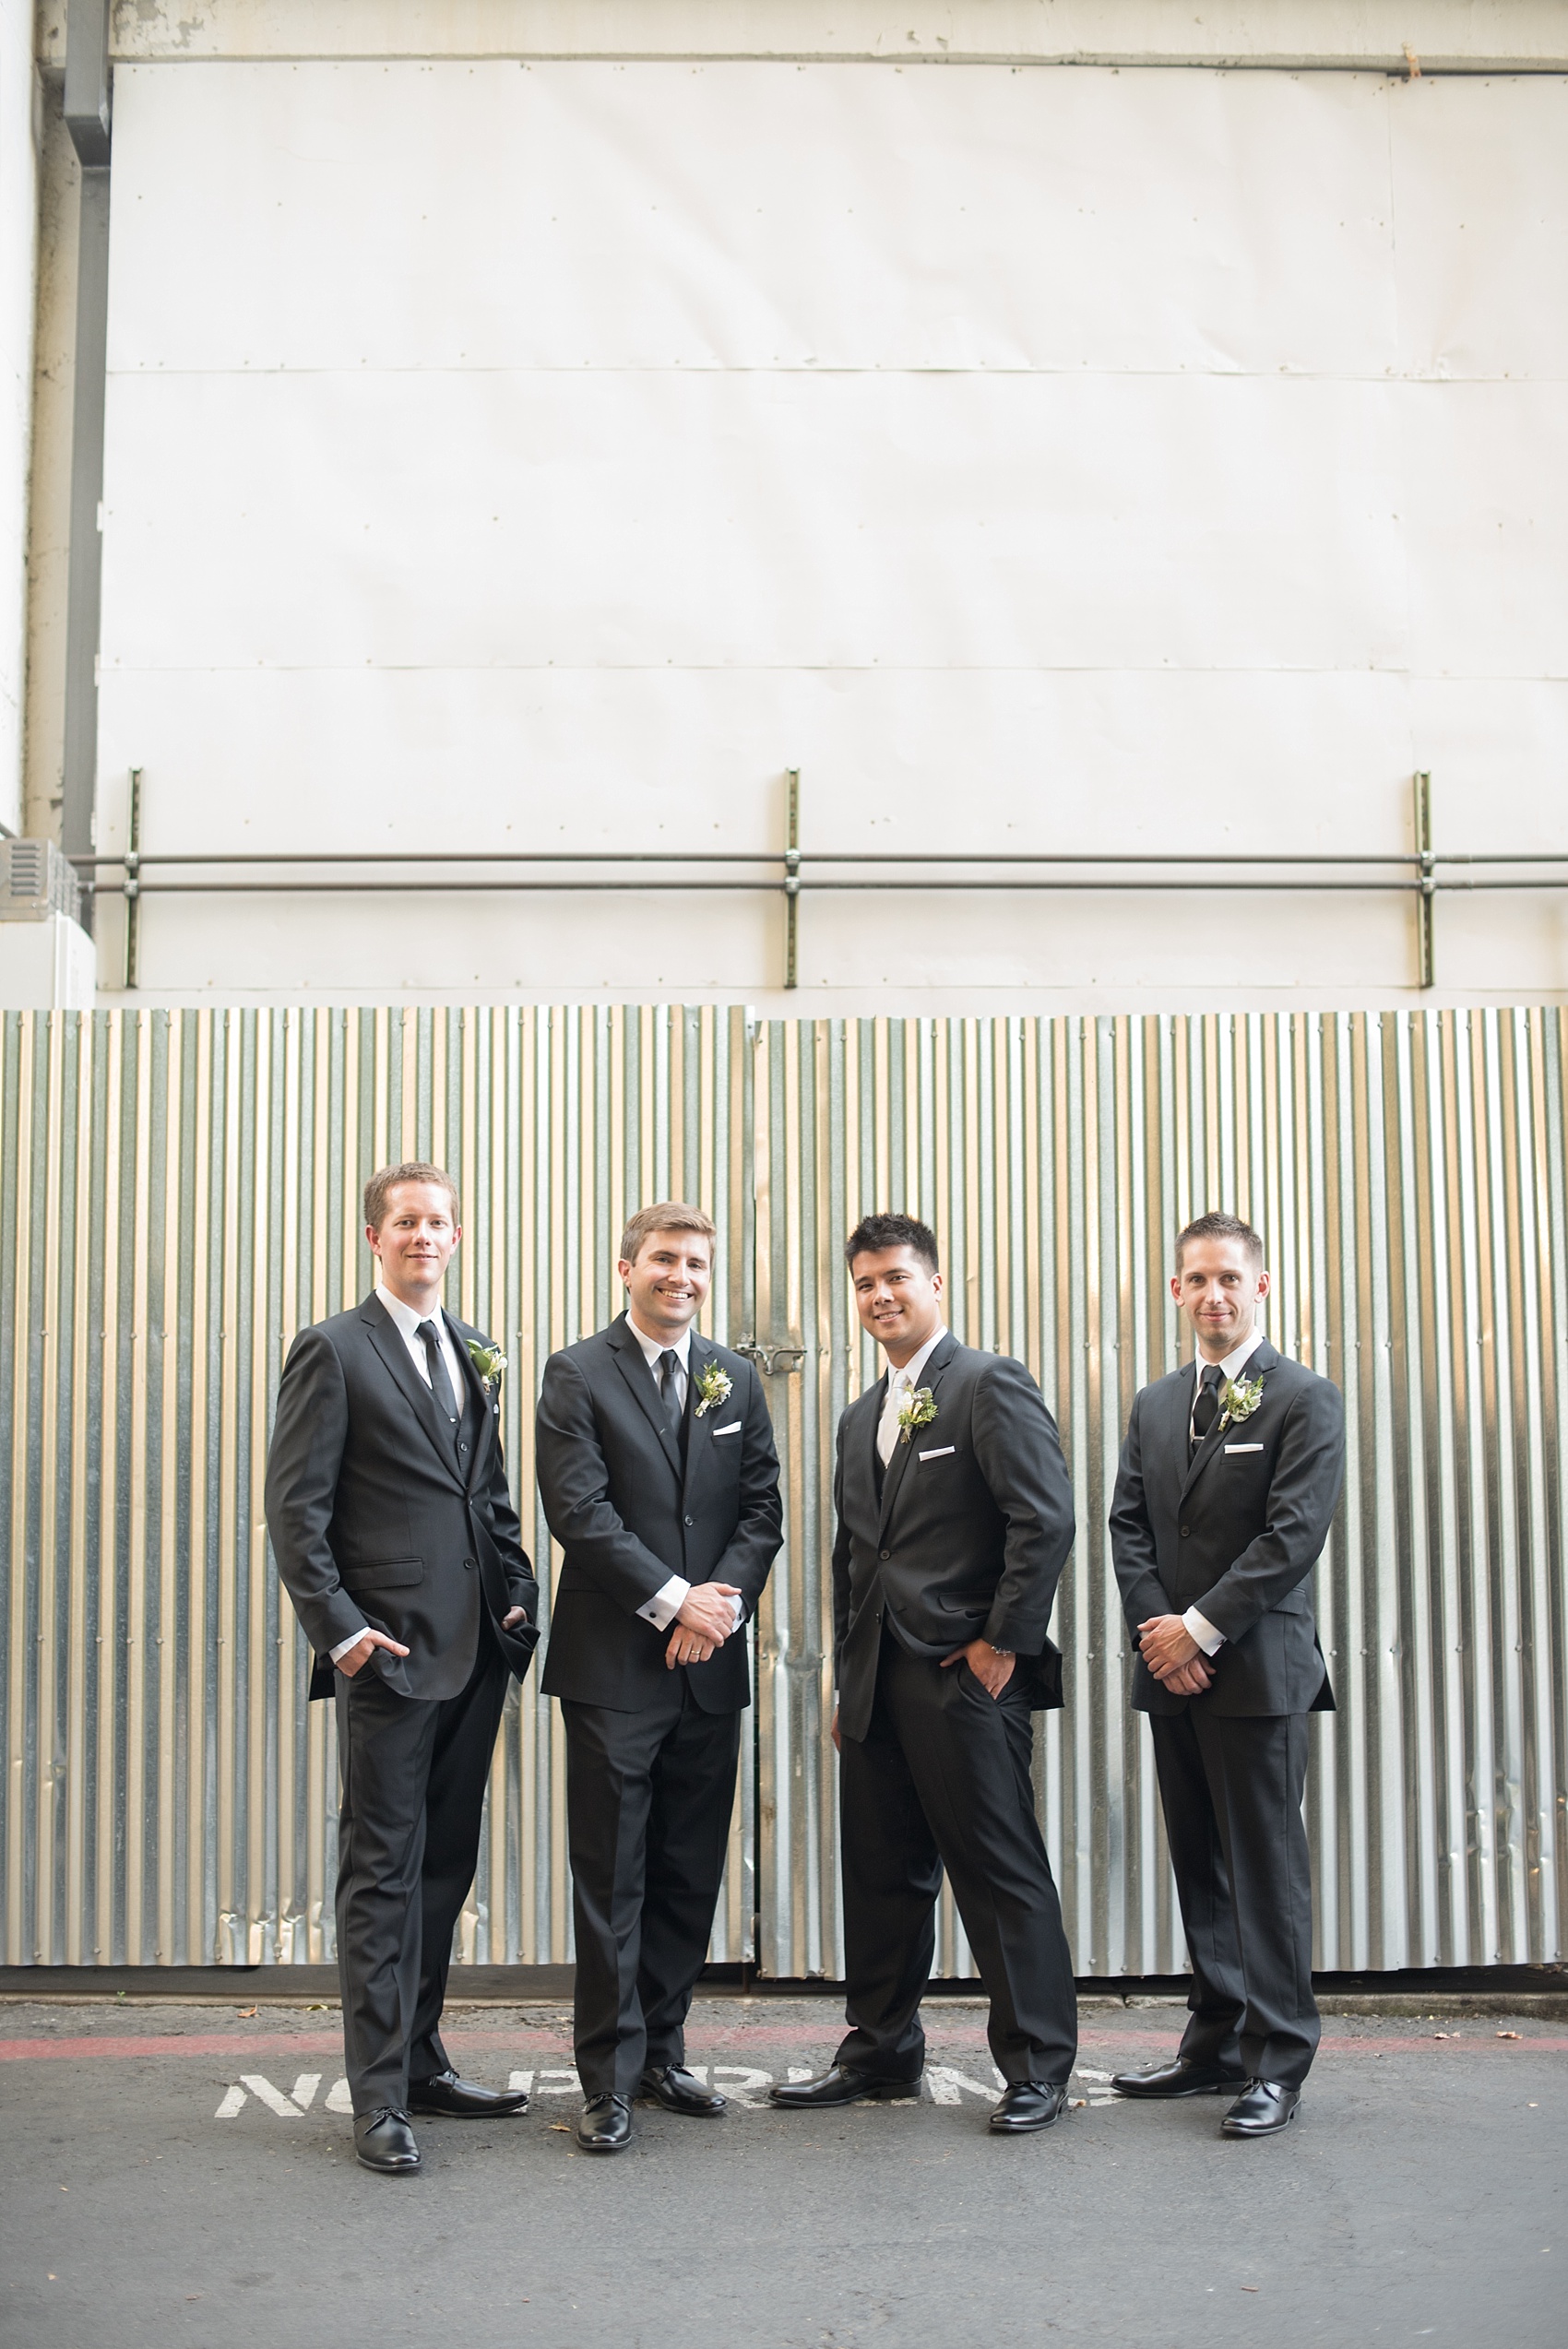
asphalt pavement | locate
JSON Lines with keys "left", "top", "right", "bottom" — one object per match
{"left": 2, "top": 1994, "right": 1562, "bottom": 2349}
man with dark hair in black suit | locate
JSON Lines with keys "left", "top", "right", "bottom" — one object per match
{"left": 1109, "top": 1210, "right": 1345, "bottom": 2138}
{"left": 773, "top": 1212, "right": 1079, "bottom": 2135}
{"left": 265, "top": 1162, "right": 540, "bottom": 2174}
{"left": 537, "top": 1203, "right": 782, "bottom": 2154}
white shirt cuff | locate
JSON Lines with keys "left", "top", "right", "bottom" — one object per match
{"left": 638, "top": 1575, "right": 691, "bottom": 1631}
{"left": 1182, "top": 1607, "right": 1224, "bottom": 1657}
{"left": 328, "top": 1627, "right": 369, "bottom": 1664}
{"left": 730, "top": 1594, "right": 745, "bottom": 1631}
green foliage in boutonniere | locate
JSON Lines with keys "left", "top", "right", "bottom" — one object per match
{"left": 1218, "top": 1371, "right": 1265, "bottom": 1432}
{"left": 467, "top": 1340, "right": 507, "bottom": 1395}
{"left": 896, "top": 1386, "right": 938, "bottom": 1443}
{"left": 694, "top": 1360, "right": 733, "bottom": 1418}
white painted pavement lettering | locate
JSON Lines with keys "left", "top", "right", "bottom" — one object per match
{"left": 707, "top": 2066, "right": 774, "bottom": 2107}
{"left": 925, "top": 2066, "right": 1004, "bottom": 2105}
{"left": 215, "top": 2073, "right": 348, "bottom": 2118}
{"left": 210, "top": 2059, "right": 1125, "bottom": 2118}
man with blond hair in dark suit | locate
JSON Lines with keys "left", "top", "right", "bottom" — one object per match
{"left": 537, "top": 1203, "right": 782, "bottom": 2154}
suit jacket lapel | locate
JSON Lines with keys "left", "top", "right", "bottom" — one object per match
{"left": 608, "top": 1314, "right": 683, "bottom": 1480}
{"left": 681, "top": 1335, "right": 711, "bottom": 1504}
{"left": 360, "top": 1297, "right": 466, "bottom": 1489}
{"left": 1178, "top": 1337, "right": 1278, "bottom": 1503}
{"left": 878, "top": 1332, "right": 957, "bottom": 1536}
{"left": 446, "top": 1313, "right": 495, "bottom": 1494}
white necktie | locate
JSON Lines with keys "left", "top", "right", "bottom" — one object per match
{"left": 877, "top": 1368, "right": 911, "bottom": 1466}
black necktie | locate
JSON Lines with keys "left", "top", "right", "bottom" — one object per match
{"left": 658, "top": 1348, "right": 684, "bottom": 1437}
{"left": 1192, "top": 1362, "right": 1222, "bottom": 1448}
{"left": 419, "top": 1318, "right": 460, "bottom": 1427}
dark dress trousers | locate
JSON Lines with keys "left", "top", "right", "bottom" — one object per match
{"left": 537, "top": 1315, "right": 782, "bottom": 2095}
{"left": 832, "top": 1335, "right": 1079, "bottom": 2088}
{"left": 1109, "top": 1338, "right": 1346, "bottom": 2089}
{"left": 265, "top": 1294, "right": 539, "bottom": 2114}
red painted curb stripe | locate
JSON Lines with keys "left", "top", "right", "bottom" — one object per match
{"left": 0, "top": 2024, "right": 1562, "bottom": 2065}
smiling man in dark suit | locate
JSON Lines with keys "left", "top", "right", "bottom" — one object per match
{"left": 772, "top": 1213, "right": 1078, "bottom": 2134}
{"left": 536, "top": 1203, "right": 782, "bottom": 2154}
{"left": 265, "top": 1162, "right": 540, "bottom": 2174}
{"left": 1109, "top": 1210, "right": 1345, "bottom": 2139}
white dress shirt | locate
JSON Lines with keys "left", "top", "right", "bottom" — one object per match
{"left": 327, "top": 1288, "right": 469, "bottom": 1665}
{"left": 626, "top": 1318, "right": 745, "bottom": 1639}
{"left": 1182, "top": 1326, "right": 1265, "bottom": 1658}
{"left": 876, "top": 1325, "right": 949, "bottom": 1465}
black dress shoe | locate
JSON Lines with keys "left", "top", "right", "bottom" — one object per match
{"left": 768, "top": 2065, "right": 919, "bottom": 2109}
{"left": 1221, "top": 2079, "right": 1301, "bottom": 2137}
{"left": 353, "top": 2108, "right": 421, "bottom": 2173}
{"left": 576, "top": 2093, "right": 634, "bottom": 2153}
{"left": 1111, "top": 2057, "right": 1250, "bottom": 2099}
{"left": 639, "top": 2065, "right": 727, "bottom": 2117}
{"left": 988, "top": 2082, "right": 1069, "bottom": 2133}
{"left": 409, "top": 2069, "right": 529, "bottom": 2118}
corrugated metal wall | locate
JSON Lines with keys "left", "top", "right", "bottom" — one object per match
{"left": 4, "top": 1006, "right": 1565, "bottom": 1974}
{"left": 0, "top": 1005, "right": 753, "bottom": 1967}
{"left": 754, "top": 1009, "right": 1568, "bottom": 1978}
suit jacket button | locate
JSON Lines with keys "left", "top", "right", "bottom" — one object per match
{"left": 1180, "top": 1525, "right": 1190, "bottom": 1537}
{"left": 879, "top": 1548, "right": 891, "bottom": 1561}
{"left": 463, "top": 1558, "right": 476, "bottom": 1571}
{"left": 684, "top": 1514, "right": 695, "bottom": 1526}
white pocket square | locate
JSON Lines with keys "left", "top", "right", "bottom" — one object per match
{"left": 918, "top": 1444, "right": 956, "bottom": 1462}
{"left": 712, "top": 1420, "right": 742, "bottom": 1438}
{"left": 1223, "top": 1441, "right": 1264, "bottom": 1453}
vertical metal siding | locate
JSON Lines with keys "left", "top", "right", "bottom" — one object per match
{"left": 0, "top": 1004, "right": 751, "bottom": 1966}
{"left": 750, "top": 1011, "right": 1568, "bottom": 1978}
{"left": 2, "top": 1007, "right": 1564, "bottom": 1974}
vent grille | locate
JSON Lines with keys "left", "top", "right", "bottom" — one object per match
{"left": 0, "top": 838, "right": 83, "bottom": 925}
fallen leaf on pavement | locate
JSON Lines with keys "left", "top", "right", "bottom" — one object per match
{"left": 1498, "top": 2030, "right": 1522, "bottom": 2040}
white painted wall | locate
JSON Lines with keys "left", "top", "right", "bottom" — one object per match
{"left": 0, "top": 0, "right": 38, "bottom": 836}
{"left": 78, "top": 39, "right": 1568, "bottom": 1008}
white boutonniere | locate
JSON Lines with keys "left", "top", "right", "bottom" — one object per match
{"left": 1218, "top": 1372, "right": 1265, "bottom": 1431}
{"left": 694, "top": 1360, "right": 733, "bottom": 1419}
{"left": 467, "top": 1340, "right": 507, "bottom": 1395}
{"left": 897, "top": 1386, "right": 938, "bottom": 1443}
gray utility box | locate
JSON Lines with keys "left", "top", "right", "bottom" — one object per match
{"left": 0, "top": 838, "right": 84, "bottom": 926}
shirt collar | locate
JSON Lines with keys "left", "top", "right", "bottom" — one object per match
{"left": 377, "top": 1284, "right": 446, "bottom": 1341}
{"left": 1195, "top": 1327, "right": 1264, "bottom": 1384}
{"left": 884, "top": 1324, "right": 948, "bottom": 1394}
{"left": 626, "top": 1314, "right": 694, "bottom": 1371}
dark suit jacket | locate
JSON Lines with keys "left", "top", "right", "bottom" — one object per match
{"left": 265, "top": 1294, "right": 540, "bottom": 1703}
{"left": 832, "top": 1335, "right": 1076, "bottom": 1743}
{"left": 1108, "top": 1338, "right": 1344, "bottom": 1717}
{"left": 536, "top": 1315, "right": 782, "bottom": 1714}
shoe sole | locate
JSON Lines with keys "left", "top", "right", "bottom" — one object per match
{"left": 355, "top": 2153, "right": 421, "bottom": 2173}
{"left": 1221, "top": 2105, "right": 1301, "bottom": 2139}
{"left": 770, "top": 2080, "right": 919, "bottom": 2110}
{"left": 1111, "top": 2081, "right": 1248, "bottom": 2100}
{"left": 576, "top": 2134, "right": 633, "bottom": 2153}
{"left": 988, "top": 2109, "right": 1066, "bottom": 2134}
{"left": 408, "top": 2102, "right": 529, "bottom": 2118}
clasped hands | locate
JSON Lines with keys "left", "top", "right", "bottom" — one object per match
{"left": 665, "top": 1582, "right": 743, "bottom": 1669}
{"left": 1136, "top": 1614, "right": 1214, "bottom": 1697}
